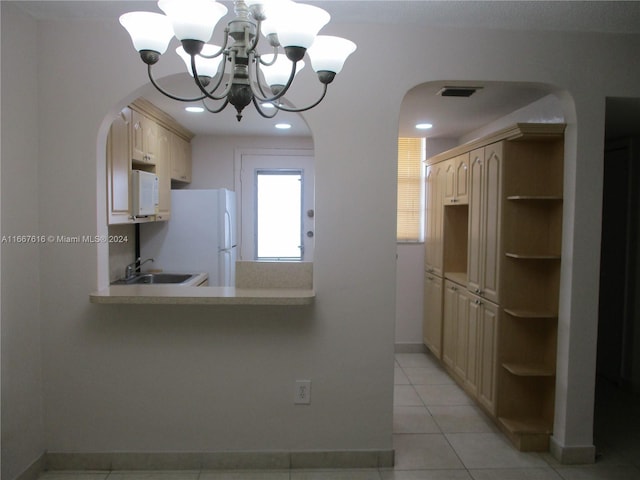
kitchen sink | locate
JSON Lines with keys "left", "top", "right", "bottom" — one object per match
{"left": 112, "top": 273, "right": 199, "bottom": 285}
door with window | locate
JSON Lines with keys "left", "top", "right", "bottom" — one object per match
{"left": 236, "top": 150, "right": 314, "bottom": 261}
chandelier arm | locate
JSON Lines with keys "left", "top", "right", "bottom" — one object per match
{"left": 246, "top": 20, "right": 262, "bottom": 53}
{"left": 202, "top": 97, "right": 230, "bottom": 114}
{"left": 202, "top": 52, "right": 230, "bottom": 97}
{"left": 147, "top": 65, "right": 207, "bottom": 102}
{"left": 252, "top": 96, "right": 279, "bottom": 119}
{"left": 257, "top": 46, "right": 279, "bottom": 66}
{"left": 250, "top": 60, "right": 298, "bottom": 104}
{"left": 198, "top": 28, "right": 230, "bottom": 59}
{"left": 250, "top": 53, "right": 274, "bottom": 101}
{"left": 274, "top": 83, "right": 329, "bottom": 113}
{"left": 191, "top": 51, "right": 237, "bottom": 101}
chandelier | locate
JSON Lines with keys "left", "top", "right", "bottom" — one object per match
{"left": 120, "top": 0, "right": 357, "bottom": 122}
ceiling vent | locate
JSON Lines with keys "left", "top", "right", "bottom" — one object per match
{"left": 437, "top": 86, "right": 482, "bottom": 98}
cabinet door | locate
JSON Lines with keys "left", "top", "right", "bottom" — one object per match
{"left": 443, "top": 154, "right": 469, "bottom": 205}
{"left": 423, "top": 273, "right": 443, "bottom": 358}
{"left": 478, "top": 299, "right": 499, "bottom": 415}
{"left": 467, "top": 147, "right": 484, "bottom": 294}
{"left": 107, "top": 109, "right": 132, "bottom": 225}
{"left": 442, "top": 280, "right": 458, "bottom": 369}
{"left": 466, "top": 294, "right": 481, "bottom": 396}
{"left": 481, "top": 143, "right": 502, "bottom": 304}
{"left": 453, "top": 287, "right": 470, "bottom": 381}
{"left": 131, "top": 110, "right": 156, "bottom": 164}
{"left": 425, "top": 164, "right": 444, "bottom": 275}
{"left": 171, "top": 134, "right": 192, "bottom": 183}
{"left": 455, "top": 153, "right": 469, "bottom": 204}
{"left": 155, "top": 126, "right": 171, "bottom": 221}
{"left": 443, "top": 159, "right": 456, "bottom": 204}
{"left": 467, "top": 144, "right": 502, "bottom": 303}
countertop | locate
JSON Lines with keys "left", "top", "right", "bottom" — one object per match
{"left": 89, "top": 285, "right": 315, "bottom": 305}
{"left": 92, "top": 263, "right": 315, "bottom": 305}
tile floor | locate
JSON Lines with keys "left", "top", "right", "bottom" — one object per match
{"left": 38, "top": 352, "right": 640, "bottom": 480}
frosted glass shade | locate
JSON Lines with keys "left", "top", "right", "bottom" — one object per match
{"left": 307, "top": 36, "right": 357, "bottom": 74}
{"left": 260, "top": 54, "right": 304, "bottom": 86}
{"left": 158, "top": 0, "right": 228, "bottom": 43}
{"left": 119, "top": 12, "right": 174, "bottom": 54}
{"left": 176, "top": 44, "right": 223, "bottom": 77}
{"left": 272, "top": 3, "right": 330, "bottom": 49}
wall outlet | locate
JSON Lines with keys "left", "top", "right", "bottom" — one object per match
{"left": 294, "top": 380, "right": 311, "bottom": 404}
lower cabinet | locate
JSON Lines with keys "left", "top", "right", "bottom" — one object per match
{"left": 423, "top": 273, "right": 443, "bottom": 358}
{"left": 442, "top": 280, "right": 499, "bottom": 415}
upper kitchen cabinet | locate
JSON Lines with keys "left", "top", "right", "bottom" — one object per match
{"left": 107, "top": 108, "right": 132, "bottom": 225}
{"left": 106, "top": 99, "right": 193, "bottom": 225}
{"left": 131, "top": 108, "right": 158, "bottom": 165}
{"left": 171, "top": 133, "right": 192, "bottom": 183}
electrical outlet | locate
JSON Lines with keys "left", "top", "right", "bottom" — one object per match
{"left": 294, "top": 380, "right": 311, "bottom": 404}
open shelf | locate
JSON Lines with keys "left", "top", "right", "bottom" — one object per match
{"left": 505, "top": 253, "right": 561, "bottom": 260}
{"left": 507, "top": 195, "right": 563, "bottom": 201}
{"left": 503, "top": 308, "right": 557, "bottom": 319}
{"left": 444, "top": 271, "right": 467, "bottom": 286}
{"left": 502, "top": 363, "right": 555, "bottom": 377}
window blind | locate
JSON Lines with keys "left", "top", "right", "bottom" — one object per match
{"left": 397, "top": 137, "right": 425, "bottom": 242}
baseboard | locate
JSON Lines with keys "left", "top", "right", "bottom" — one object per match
{"left": 394, "top": 342, "right": 427, "bottom": 353}
{"left": 15, "top": 453, "right": 45, "bottom": 480}
{"left": 44, "top": 450, "right": 394, "bottom": 471}
{"left": 549, "top": 436, "right": 596, "bottom": 464}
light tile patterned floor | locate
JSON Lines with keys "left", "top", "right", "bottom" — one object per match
{"left": 37, "top": 352, "right": 640, "bottom": 480}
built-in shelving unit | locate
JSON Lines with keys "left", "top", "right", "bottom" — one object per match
{"left": 423, "top": 123, "right": 565, "bottom": 452}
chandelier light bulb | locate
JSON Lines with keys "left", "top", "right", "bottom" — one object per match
{"left": 274, "top": 3, "right": 330, "bottom": 50}
{"left": 119, "top": 12, "right": 174, "bottom": 55}
{"left": 260, "top": 54, "right": 305, "bottom": 89}
{"left": 176, "top": 44, "right": 224, "bottom": 78}
{"left": 158, "top": 0, "right": 228, "bottom": 43}
{"left": 307, "top": 36, "right": 357, "bottom": 75}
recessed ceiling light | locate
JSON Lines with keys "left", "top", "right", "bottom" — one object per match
{"left": 416, "top": 123, "right": 433, "bottom": 130}
{"left": 261, "top": 102, "right": 276, "bottom": 109}
{"left": 275, "top": 123, "right": 291, "bottom": 130}
{"left": 185, "top": 106, "right": 204, "bottom": 113}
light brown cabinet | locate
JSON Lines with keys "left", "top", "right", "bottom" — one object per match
{"left": 131, "top": 109, "right": 158, "bottom": 164}
{"left": 467, "top": 144, "right": 502, "bottom": 304}
{"left": 423, "top": 123, "right": 564, "bottom": 451}
{"left": 443, "top": 153, "right": 469, "bottom": 205}
{"left": 423, "top": 273, "right": 443, "bottom": 358}
{"left": 155, "top": 126, "right": 171, "bottom": 221}
{"left": 425, "top": 164, "right": 444, "bottom": 276}
{"left": 171, "top": 133, "right": 192, "bottom": 183}
{"left": 106, "top": 109, "right": 132, "bottom": 225}
{"left": 106, "top": 99, "right": 193, "bottom": 225}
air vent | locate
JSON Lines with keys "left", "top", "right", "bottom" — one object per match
{"left": 437, "top": 86, "right": 482, "bottom": 97}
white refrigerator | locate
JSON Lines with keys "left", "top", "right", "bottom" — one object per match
{"left": 140, "top": 189, "right": 237, "bottom": 286}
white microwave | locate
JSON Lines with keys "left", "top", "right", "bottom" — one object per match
{"left": 131, "top": 170, "right": 158, "bottom": 217}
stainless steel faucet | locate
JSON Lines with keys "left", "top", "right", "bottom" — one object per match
{"left": 125, "top": 257, "right": 154, "bottom": 279}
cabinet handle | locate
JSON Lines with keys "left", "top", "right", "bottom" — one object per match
{"left": 475, "top": 299, "right": 483, "bottom": 306}
{"left": 474, "top": 288, "right": 481, "bottom": 294}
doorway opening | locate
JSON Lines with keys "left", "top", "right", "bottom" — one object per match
{"left": 595, "top": 97, "right": 640, "bottom": 457}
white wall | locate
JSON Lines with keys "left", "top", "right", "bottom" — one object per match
{"left": 0, "top": 4, "right": 45, "bottom": 480}
{"left": 2, "top": 4, "right": 640, "bottom": 476}
{"left": 189, "top": 134, "right": 314, "bottom": 190}
{"left": 395, "top": 243, "right": 425, "bottom": 346}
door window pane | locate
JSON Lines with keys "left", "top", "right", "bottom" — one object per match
{"left": 256, "top": 170, "right": 302, "bottom": 260}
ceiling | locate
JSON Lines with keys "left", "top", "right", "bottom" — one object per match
{"left": 14, "top": 1, "right": 640, "bottom": 139}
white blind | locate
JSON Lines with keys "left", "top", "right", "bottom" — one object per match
{"left": 397, "top": 137, "right": 425, "bottom": 242}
